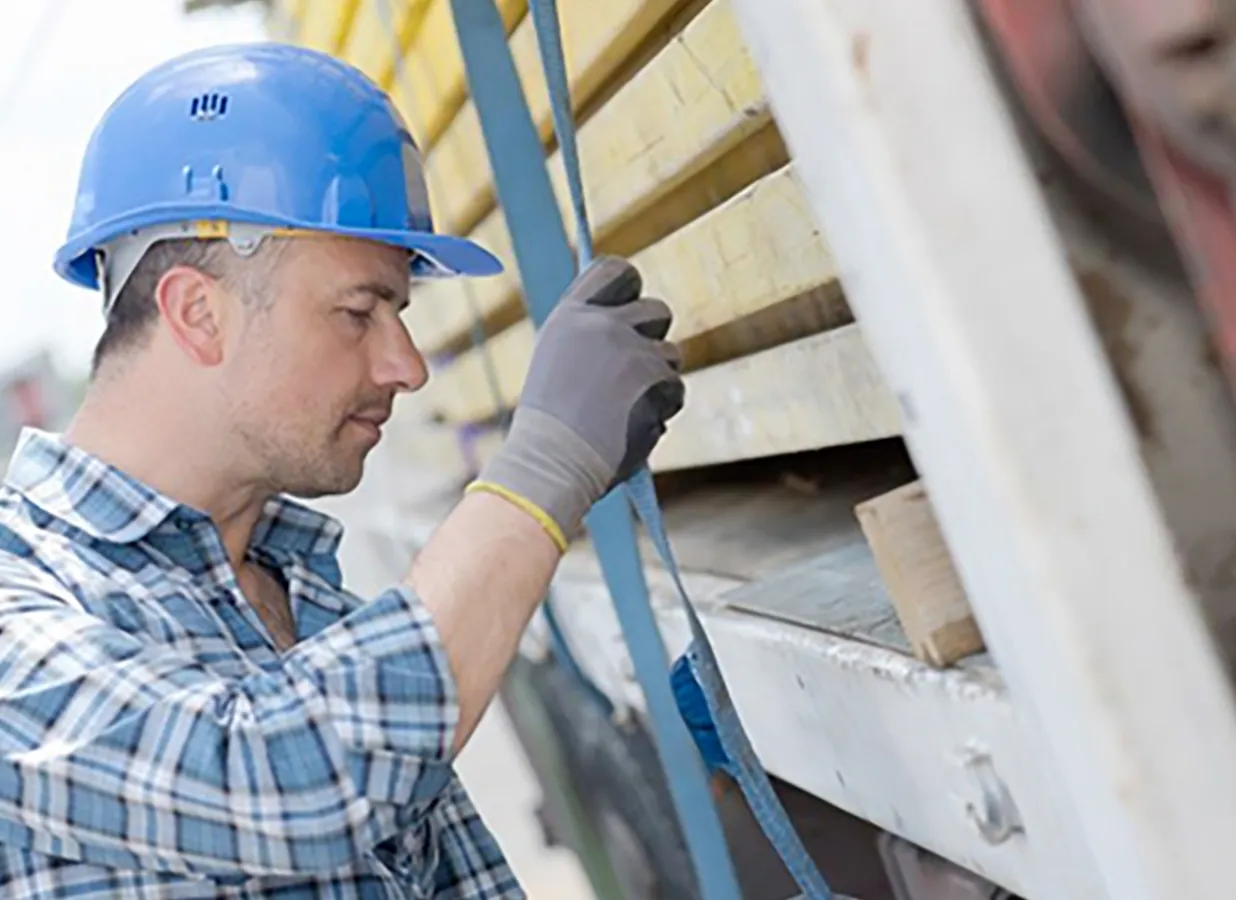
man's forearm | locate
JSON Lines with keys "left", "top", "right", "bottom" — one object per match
{"left": 406, "top": 489, "right": 562, "bottom": 753}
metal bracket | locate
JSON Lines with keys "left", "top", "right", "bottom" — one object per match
{"left": 959, "top": 746, "right": 1024, "bottom": 846}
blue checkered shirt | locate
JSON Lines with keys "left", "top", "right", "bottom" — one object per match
{"left": 0, "top": 428, "right": 523, "bottom": 898}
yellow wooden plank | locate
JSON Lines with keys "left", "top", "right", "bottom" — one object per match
{"left": 649, "top": 325, "right": 902, "bottom": 471}
{"left": 546, "top": 0, "right": 762, "bottom": 244}
{"left": 422, "top": 163, "right": 844, "bottom": 423}
{"left": 423, "top": 0, "right": 692, "bottom": 237}
{"left": 339, "top": 0, "right": 401, "bottom": 83}
{"left": 409, "top": 0, "right": 775, "bottom": 355}
{"left": 641, "top": 165, "right": 838, "bottom": 342}
{"left": 296, "top": 0, "right": 361, "bottom": 54}
{"left": 386, "top": 0, "right": 527, "bottom": 149}
{"left": 424, "top": 322, "right": 901, "bottom": 471}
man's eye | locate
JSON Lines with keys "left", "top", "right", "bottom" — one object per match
{"left": 344, "top": 308, "right": 373, "bottom": 324}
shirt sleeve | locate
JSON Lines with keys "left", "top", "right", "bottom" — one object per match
{"left": 0, "top": 553, "right": 462, "bottom": 881}
{"left": 429, "top": 773, "right": 524, "bottom": 899}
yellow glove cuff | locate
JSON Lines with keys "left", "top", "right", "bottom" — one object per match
{"left": 464, "top": 480, "right": 570, "bottom": 554}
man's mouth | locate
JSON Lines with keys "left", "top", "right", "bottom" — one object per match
{"left": 347, "top": 412, "right": 389, "bottom": 442}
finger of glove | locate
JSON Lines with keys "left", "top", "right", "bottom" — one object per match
{"left": 609, "top": 296, "right": 673, "bottom": 339}
{"left": 659, "top": 341, "right": 684, "bottom": 372}
{"left": 565, "top": 255, "right": 642, "bottom": 308}
{"left": 613, "top": 375, "right": 685, "bottom": 485}
{"left": 647, "top": 376, "right": 686, "bottom": 420}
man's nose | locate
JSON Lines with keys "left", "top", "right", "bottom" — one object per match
{"left": 374, "top": 316, "right": 430, "bottom": 392}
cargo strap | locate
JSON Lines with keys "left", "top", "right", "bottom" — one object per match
{"left": 377, "top": 0, "right": 604, "bottom": 716}
{"left": 451, "top": 0, "right": 837, "bottom": 896}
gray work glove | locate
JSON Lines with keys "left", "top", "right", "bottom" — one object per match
{"left": 467, "top": 255, "right": 684, "bottom": 550}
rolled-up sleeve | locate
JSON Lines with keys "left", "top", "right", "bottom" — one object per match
{"left": 0, "top": 556, "right": 463, "bottom": 882}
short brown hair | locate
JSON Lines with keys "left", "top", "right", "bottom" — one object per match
{"left": 90, "top": 237, "right": 284, "bottom": 377}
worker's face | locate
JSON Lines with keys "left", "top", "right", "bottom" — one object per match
{"left": 221, "top": 236, "right": 427, "bottom": 497}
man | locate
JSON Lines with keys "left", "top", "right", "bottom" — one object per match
{"left": 0, "top": 42, "right": 682, "bottom": 898}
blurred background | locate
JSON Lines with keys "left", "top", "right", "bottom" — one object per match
{"left": 0, "top": 2, "right": 593, "bottom": 896}
{"left": 0, "top": 1, "right": 269, "bottom": 449}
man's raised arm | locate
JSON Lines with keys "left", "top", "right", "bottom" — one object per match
{"left": 406, "top": 256, "right": 684, "bottom": 752}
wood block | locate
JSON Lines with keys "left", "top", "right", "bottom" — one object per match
{"left": 386, "top": 0, "right": 527, "bottom": 149}
{"left": 422, "top": 163, "right": 848, "bottom": 423}
{"left": 650, "top": 324, "right": 901, "bottom": 470}
{"left": 422, "top": 0, "right": 694, "bottom": 236}
{"left": 854, "top": 480, "right": 985, "bottom": 667}
{"left": 408, "top": 0, "right": 776, "bottom": 354}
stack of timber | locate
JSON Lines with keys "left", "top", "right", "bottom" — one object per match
{"left": 262, "top": 7, "right": 1132, "bottom": 894}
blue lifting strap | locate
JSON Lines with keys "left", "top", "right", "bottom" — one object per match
{"left": 452, "top": 1, "right": 836, "bottom": 897}
{"left": 376, "top": 0, "right": 614, "bottom": 721}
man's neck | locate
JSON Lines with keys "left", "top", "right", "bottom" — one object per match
{"left": 65, "top": 372, "right": 270, "bottom": 571}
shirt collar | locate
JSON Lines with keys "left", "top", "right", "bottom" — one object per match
{"left": 4, "top": 428, "right": 345, "bottom": 563}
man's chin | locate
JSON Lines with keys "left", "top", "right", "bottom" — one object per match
{"left": 283, "top": 462, "right": 367, "bottom": 500}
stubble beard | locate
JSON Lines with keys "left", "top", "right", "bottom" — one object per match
{"left": 236, "top": 415, "right": 370, "bottom": 500}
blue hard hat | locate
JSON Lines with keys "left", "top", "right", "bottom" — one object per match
{"left": 54, "top": 41, "right": 502, "bottom": 292}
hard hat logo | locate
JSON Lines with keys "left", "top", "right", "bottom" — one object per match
{"left": 188, "top": 92, "right": 229, "bottom": 122}
{"left": 54, "top": 42, "right": 502, "bottom": 301}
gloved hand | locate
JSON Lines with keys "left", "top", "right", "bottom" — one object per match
{"left": 467, "top": 256, "right": 684, "bottom": 551}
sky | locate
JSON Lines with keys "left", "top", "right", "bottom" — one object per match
{"left": 0, "top": 0, "right": 266, "bottom": 379}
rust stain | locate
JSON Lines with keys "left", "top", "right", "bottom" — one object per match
{"left": 851, "top": 32, "right": 870, "bottom": 78}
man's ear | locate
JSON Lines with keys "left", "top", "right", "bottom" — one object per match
{"left": 154, "top": 264, "right": 226, "bottom": 366}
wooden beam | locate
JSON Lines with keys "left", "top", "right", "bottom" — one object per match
{"left": 426, "top": 320, "right": 898, "bottom": 473}
{"left": 375, "top": 0, "right": 435, "bottom": 89}
{"left": 855, "top": 480, "right": 985, "bottom": 667}
{"left": 422, "top": 163, "right": 850, "bottom": 424}
{"left": 639, "top": 164, "right": 840, "bottom": 340}
{"left": 422, "top": 0, "right": 695, "bottom": 236}
{"left": 386, "top": 0, "right": 527, "bottom": 149}
{"left": 543, "top": 0, "right": 770, "bottom": 252}
{"left": 338, "top": 0, "right": 402, "bottom": 83}
{"left": 408, "top": 0, "right": 778, "bottom": 354}
{"left": 650, "top": 325, "right": 901, "bottom": 470}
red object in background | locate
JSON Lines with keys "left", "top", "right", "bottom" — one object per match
{"left": 977, "top": 0, "right": 1236, "bottom": 400}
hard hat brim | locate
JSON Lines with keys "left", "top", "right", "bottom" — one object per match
{"left": 54, "top": 206, "right": 505, "bottom": 291}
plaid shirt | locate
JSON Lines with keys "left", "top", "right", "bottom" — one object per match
{"left": 0, "top": 428, "right": 523, "bottom": 898}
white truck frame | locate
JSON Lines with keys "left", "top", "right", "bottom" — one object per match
{"left": 729, "top": 2, "right": 1236, "bottom": 899}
